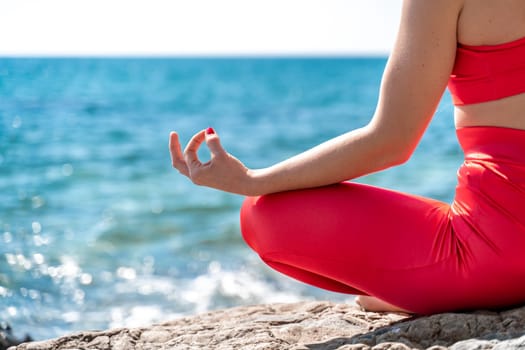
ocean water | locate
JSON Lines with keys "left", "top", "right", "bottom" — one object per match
{"left": 0, "top": 57, "right": 462, "bottom": 341}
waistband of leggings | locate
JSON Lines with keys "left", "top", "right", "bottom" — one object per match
{"left": 456, "top": 126, "right": 525, "bottom": 162}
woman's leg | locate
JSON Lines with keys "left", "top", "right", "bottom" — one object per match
{"left": 240, "top": 182, "right": 455, "bottom": 314}
{"left": 355, "top": 296, "right": 411, "bottom": 313}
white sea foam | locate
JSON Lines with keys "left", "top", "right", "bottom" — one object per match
{"left": 178, "top": 261, "right": 316, "bottom": 315}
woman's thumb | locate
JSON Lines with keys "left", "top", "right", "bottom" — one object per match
{"left": 204, "top": 127, "right": 225, "bottom": 155}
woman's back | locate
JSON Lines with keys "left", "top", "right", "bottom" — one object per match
{"left": 455, "top": 0, "right": 525, "bottom": 129}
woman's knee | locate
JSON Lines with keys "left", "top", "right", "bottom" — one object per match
{"left": 240, "top": 194, "right": 284, "bottom": 254}
{"left": 239, "top": 196, "right": 263, "bottom": 252}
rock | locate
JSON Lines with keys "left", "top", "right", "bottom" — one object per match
{"left": 11, "top": 301, "right": 525, "bottom": 350}
{"left": 1, "top": 323, "right": 32, "bottom": 350}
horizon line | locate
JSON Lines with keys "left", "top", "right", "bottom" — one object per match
{"left": 0, "top": 51, "right": 390, "bottom": 59}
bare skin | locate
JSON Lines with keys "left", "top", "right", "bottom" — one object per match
{"left": 355, "top": 296, "right": 410, "bottom": 314}
{"left": 170, "top": 0, "right": 525, "bottom": 313}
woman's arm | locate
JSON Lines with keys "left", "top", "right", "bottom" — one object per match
{"left": 170, "top": 0, "right": 463, "bottom": 196}
{"left": 248, "top": 0, "right": 462, "bottom": 194}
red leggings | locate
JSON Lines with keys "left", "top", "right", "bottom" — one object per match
{"left": 240, "top": 127, "right": 525, "bottom": 314}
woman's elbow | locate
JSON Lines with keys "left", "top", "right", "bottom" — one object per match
{"left": 396, "top": 126, "right": 425, "bottom": 163}
{"left": 378, "top": 146, "right": 413, "bottom": 170}
{"left": 392, "top": 144, "right": 415, "bottom": 165}
{"left": 365, "top": 132, "right": 416, "bottom": 169}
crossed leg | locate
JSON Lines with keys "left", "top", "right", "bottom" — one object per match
{"left": 240, "top": 182, "right": 453, "bottom": 315}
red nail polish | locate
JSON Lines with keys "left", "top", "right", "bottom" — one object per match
{"left": 205, "top": 127, "right": 215, "bottom": 135}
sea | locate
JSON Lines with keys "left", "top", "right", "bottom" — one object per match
{"left": 0, "top": 57, "right": 462, "bottom": 341}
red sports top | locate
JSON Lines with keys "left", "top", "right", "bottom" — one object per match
{"left": 448, "top": 36, "right": 525, "bottom": 105}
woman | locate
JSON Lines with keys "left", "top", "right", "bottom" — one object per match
{"left": 169, "top": 0, "right": 525, "bottom": 314}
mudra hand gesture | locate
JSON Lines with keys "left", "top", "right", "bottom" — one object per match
{"left": 169, "top": 127, "right": 254, "bottom": 195}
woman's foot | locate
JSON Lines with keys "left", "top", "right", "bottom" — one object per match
{"left": 355, "top": 295, "right": 412, "bottom": 313}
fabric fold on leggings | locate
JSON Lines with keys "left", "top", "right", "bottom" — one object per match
{"left": 240, "top": 126, "right": 525, "bottom": 314}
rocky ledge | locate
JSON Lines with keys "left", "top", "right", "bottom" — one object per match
{"left": 12, "top": 301, "right": 525, "bottom": 350}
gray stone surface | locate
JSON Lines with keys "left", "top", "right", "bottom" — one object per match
{"left": 12, "top": 301, "right": 525, "bottom": 349}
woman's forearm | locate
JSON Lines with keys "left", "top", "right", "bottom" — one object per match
{"left": 246, "top": 123, "right": 411, "bottom": 196}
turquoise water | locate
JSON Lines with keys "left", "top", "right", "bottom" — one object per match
{"left": 0, "top": 58, "right": 462, "bottom": 340}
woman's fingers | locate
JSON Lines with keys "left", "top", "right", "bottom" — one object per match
{"left": 172, "top": 128, "right": 229, "bottom": 186}
{"left": 171, "top": 128, "right": 250, "bottom": 194}
{"left": 204, "top": 128, "right": 226, "bottom": 158}
{"left": 183, "top": 129, "right": 206, "bottom": 168}
{"left": 169, "top": 132, "right": 184, "bottom": 165}
{"left": 169, "top": 132, "right": 190, "bottom": 176}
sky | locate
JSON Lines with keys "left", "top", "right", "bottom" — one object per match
{"left": 0, "top": 0, "right": 403, "bottom": 56}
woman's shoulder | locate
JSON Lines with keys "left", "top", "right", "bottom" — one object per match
{"left": 457, "top": 0, "right": 525, "bottom": 46}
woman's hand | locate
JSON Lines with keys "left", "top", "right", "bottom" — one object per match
{"left": 169, "top": 128, "right": 254, "bottom": 195}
